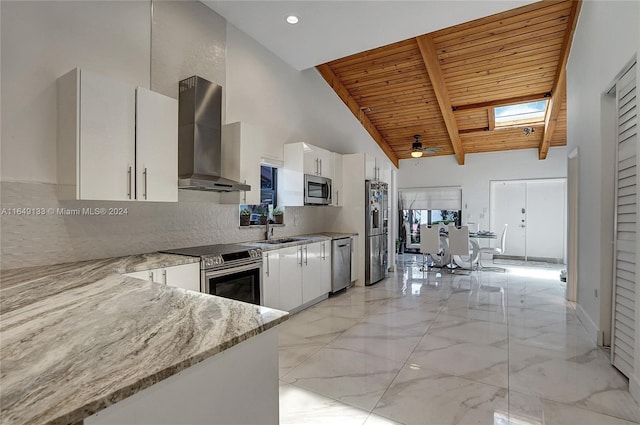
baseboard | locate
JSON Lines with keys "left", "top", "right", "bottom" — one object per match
{"left": 630, "top": 372, "right": 640, "bottom": 405}
{"left": 576, "top": 303, "right": 601, "bottom": 345}
{"left": 494, "top": 255, "right": 565, "bottom": 264}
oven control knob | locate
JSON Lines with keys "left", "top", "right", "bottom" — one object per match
{"left": 249, "top": 249, "right": 262, "bottom": 258}
{"left": 203, "top": 255, "right": 223, "bottom": 268}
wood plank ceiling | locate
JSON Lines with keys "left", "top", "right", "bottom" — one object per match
{"left": 317, "top": 0, "right": 581, "bottom": 167}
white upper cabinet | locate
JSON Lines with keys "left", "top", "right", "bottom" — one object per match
{"left": 302, "top": 144, "right": 333, "bottom": 178}
{"left": 331, "top": 153, "right": 343, "bottom": 207}
{"left": 365, "top": 154, "right": 391, "bottom": 184}
{"left": 220, "top": 122, "right": 262, "bottom": 205}
{"left": 282, "top": 142, "right": 334, "bottom": 206}
{"left": 136, "top": 87, "right": 178, "bottom": 202}
{"left": 57, "top": 68, "right": 177, "bottom": 202}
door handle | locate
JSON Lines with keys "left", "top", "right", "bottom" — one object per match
{"left": 127, "top": 166, "right": 132, "bottom": 199}
{"left": 143, "top": 167, "right": 148, "bottom": 200}
{"left": 266, "top": 253, "right": 270, "bottom": 276}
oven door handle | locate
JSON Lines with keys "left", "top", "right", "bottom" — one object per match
{"left": 204, "top": 262, "right": 262, "bottom": 279}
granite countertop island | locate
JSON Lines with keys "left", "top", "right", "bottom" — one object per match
{"left": 0, "top": 253, "right": 288, "bottom": 425}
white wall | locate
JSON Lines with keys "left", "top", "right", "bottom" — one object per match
{"left": 566, "top": 0, "right": 639, "bottom": 403}
{"left": 398, "top": 147, "right": 568, "bottom": 232}
{"left": 0, "top": 1, "right": 375, "bottom": 269}
{"left": 1, "top": 1, "right": 151, "bottom": 184}
{"left": 225, "top": 23, "right": 395, "bottom": 169}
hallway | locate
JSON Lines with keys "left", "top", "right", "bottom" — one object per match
{"left": 278, "top": 255, "right": 640, "bottom": 424}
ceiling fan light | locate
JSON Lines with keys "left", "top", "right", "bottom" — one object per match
{"left": 411, "top": 134, "right": 423, "bottom": 157}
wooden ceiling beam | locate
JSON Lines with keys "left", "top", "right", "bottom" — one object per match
{"left": 539, "top": 0, "right": 581, "bottom": 160}
{"left": 453, "top": 93, "right": 550, "bottom": 112}
{"left": 416, "top": 34, "right": 465, "bottom": 165}
{"left": 316, "top": 64, "right": 399, "bottom": 167}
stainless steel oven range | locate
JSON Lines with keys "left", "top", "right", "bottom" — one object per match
{"left": 161, "top": 244, "right": 262, "bottom": 305}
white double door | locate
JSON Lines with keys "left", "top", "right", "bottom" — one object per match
{"left": 490, "top": 179, "right": 566, "bottom": 261}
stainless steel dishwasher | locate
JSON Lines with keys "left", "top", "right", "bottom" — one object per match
{"left": 331, "top": 237, "right": 352, "bottom": 293}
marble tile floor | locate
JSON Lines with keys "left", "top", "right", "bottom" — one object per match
{"left": 278, "top": 254, "right": 640, "bottom": 425}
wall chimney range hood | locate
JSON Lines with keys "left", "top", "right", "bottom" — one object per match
{"left": 177, "top": 76, "right": 250, "bottom": 192}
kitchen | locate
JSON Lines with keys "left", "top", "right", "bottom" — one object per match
{"left": 2, "top": 0, "right": 640, "bottom": 424}
{"left": 1, "top": 1, "right": 396, "bottom": 423}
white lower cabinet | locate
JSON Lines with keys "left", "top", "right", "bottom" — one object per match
{"left": 125, "top": 263, "right": 200, "bottom": 292}
{"left": 262, "top": 241, "right": 331, "bottom": 312}
{"left": 262, "top": 250, "right": 281, "bottom": 309}
{"left": 278, "top": 246, "right": 304, "bottom": 311}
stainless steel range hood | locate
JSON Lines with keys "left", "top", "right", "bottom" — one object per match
{"left": 178, "top": 76, "right": 250, "bottom": 192}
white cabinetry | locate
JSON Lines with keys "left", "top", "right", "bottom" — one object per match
{"left": 220, "top": 122, "right": 262, "bottom": 205}
{"left": 302, "top": 144, "right": 333, "bottom": 178}
{"left": 301, "top": 241, "right": 330, "bottom": 304}
{"left": 262, "top": 250, "right": 281, "bottom": 309}
{"left": 125, "top": 263, "right": 200, "bottom": 292}
{"left": 57, "top": 68, "right": 177, "bottom": 202}
{"left": 278, "top": 246, "right": 304, "bottom": 311}
{"left": 262, "top": 240, "right": 331, "bottom": 312}
{"left": 136, "top": 87, "right": 178, "bottom": 202}
{"left": 365, "top": 154, "right": 391, "bottom": 184}
{"left": 331, "top": 153, "right": 343, "bottom": 207}
{"left": 283, "top": 142, "right": 336, "bottom": 206}
{"left": 350, "top": 235, "right": 359, "bottom": 283}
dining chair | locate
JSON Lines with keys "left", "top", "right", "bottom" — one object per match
{"left": 478, "top": 224, "right": 508, "bottom": 271}
{"left": 419, "top": 224, "right": 441, "bottom": 270}
{"left": 448, "top": 225, "right": 472, "bottom": 274}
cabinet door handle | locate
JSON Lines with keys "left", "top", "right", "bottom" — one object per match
{"left": 162, "top": 269, "right": 167, "bottom": 285}
{"left": 266, "top": 253, "right": 270, "bottom": 276}
{"left": 304, "top": 246, "right": 308, "bottom": 265}
{"left": 319, "top": 159, "right": 322, "bottom": 176}
{"left": 298, "top": 247, "right": 303, "bottom": 266}
{"left": 322, "top": 243, "right": 326, "bottom": 260}
{"left": 127, "top": 166, "right": 132, "bottom": 199}
{"left": 243, "top": 180, "right": 247, "bottom": 203}
{"left": 336, "top": 190, "right": 339, "bottom": 206}
{"left": 143, "top": 167, "right": 148, "bottom": 200}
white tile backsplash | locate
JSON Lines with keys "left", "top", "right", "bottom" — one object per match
{"left": 0, "top": 182, "right": 336, "bottom": 270}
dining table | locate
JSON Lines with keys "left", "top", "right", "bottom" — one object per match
{"left": 428, "top": 231, "right": 497, "bottom": 269}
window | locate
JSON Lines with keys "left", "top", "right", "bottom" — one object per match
{"left": 260, "top": 165, "right": 277, "bottom": 205}
{"left": 239, "top": 164, "right": 284, "bottom": 227}
{"left": 494, "top": 100, "right": 548, "bottom": 127}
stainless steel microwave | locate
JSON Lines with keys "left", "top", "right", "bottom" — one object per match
{"left": 304, "top": 174, "right": 332, "bottom": 205}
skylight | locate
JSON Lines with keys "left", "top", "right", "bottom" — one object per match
{"left": 494, "top": 100, "right": 548, "bottom": 127}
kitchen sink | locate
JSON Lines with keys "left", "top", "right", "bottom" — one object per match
{"left": 262, "top": 237, "right": 304, "bottom": 245}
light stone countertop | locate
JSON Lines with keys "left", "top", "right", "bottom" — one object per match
{"left": 243, "top": 232, "right": 358, "bottom": 251}
{"left": 0, "top": 253, "right": 288, "bottom": 425}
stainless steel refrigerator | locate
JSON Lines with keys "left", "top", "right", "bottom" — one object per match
{"left": 365, "top": 180, "right": 389, "bottom": 285}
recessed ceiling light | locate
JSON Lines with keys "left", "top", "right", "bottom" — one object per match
{"left": 286, "top": 15, "right": 299, "bottom": 25}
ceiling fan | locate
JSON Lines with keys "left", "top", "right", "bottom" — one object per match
{"left": 410, "top": 135, "right": 443, "bottom": 158}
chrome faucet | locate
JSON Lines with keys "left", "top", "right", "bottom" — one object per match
{"left": 265, "top": 218, "right": 272, "bottom": 241}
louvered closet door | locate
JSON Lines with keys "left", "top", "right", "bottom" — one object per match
{"left": 612, "top": 62, "right": 637, "bottom": 378}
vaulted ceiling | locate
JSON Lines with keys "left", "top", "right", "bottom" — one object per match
{"left": 317, "top": 0, "right": 581, "bottom": 167}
